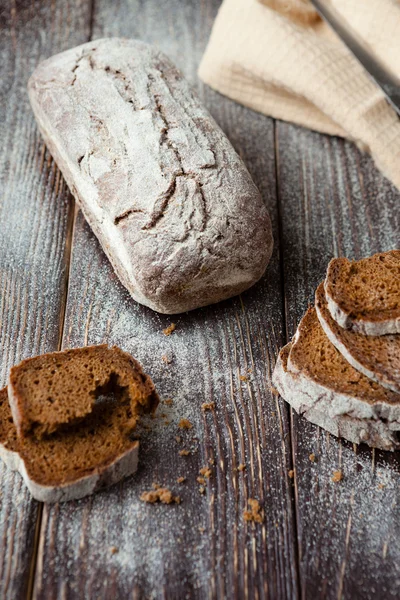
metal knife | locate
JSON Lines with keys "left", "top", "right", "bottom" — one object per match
{"left": 310, "top": 0, "right": 400, "bottom": 116}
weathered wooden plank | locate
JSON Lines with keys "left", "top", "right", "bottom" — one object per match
{"left": 276, "top": 122, "right": 400, "bottom": 600}
{"left": 0, "top": 1, "right": 92, "bottom": 597}
{"left": 32, "top": 1, "right": 299, "bottom": 597}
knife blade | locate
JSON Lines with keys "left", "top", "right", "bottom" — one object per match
{"left": 310, "top": 0, "right": 400, "bottom": 117}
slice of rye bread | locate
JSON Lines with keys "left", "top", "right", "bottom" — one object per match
{"left": 325, "top": 251, "right": 400, "bottom": 335}
{"left": 273, "top": 345, "right": 400, "bottom": 451}
{"left": 0, "top": 386, "right": 145, "bottom": 502}
{"left": 315, "top": 283, "right": 400, "bottom": 393}
{"left": 8, "top": 344, "right": 158, "bottom": 438}
{"left": 287, "top": 307, "right": 400, "bottom": 424}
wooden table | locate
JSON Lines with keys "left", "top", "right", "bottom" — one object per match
{"left": 1, "top": 1, "right": 399, "bottom": 598}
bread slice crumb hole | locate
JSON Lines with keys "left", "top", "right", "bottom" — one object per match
{"left": 93, "top": 372, "right": 128, "bottom": 407}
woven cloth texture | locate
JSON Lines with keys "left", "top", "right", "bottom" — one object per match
{"left": 199, "top": 0, "right": 400, "bottom": 190}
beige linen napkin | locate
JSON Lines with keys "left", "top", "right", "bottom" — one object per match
{"left": 198, "top": 0, "right": 400, "bottom": 190}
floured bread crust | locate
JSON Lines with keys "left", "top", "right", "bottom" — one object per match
{"left": 325, "top": 252, "right": 400, "bottom": 336}
{"left": 273, "top": 345, "right": 400, "bottom": 451}
{"left": 28, "top": 38, "right": 273, "bottom": 314}
{"left": 0, "top": 387, "right": 141, "bottom": 503}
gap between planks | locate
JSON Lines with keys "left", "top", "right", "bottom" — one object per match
{"left": 273, "top": 119, "right": 301, "bottom": 599}
{"left": 25, "top": 0, "right": 96, "bottom": 591}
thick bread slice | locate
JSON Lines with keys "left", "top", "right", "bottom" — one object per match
{"left": 325, "top": 251, "right": 400, "bottom": 335}
{"left": 287, "top": 308, "right": 400, "bottom": 424}
{"left": 8, "top": 344, "right": 158, "bottom": 438}
{"left": 0, "top": 387, "right": 140, "bottom": 502}
{"left": 272, "top": 345, "right": 400, "bottom": 451}
{"left": 315, "top": 283, "right": 400, "bottom": 393}
{"left": 28, "top": 38, "right": 273, "bottom": 314}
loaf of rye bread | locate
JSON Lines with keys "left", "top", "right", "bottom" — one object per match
{"left": 28, "top": 38, "right": 273, "bottom": 314}
{"left": 2, "top": 346, "right": 158, "bottom": 502}
{"left": 325, "top": 251, "right": 400, "bottom": 335}
{"left": 315, "top": 282, "right": 400, "bottom": 393}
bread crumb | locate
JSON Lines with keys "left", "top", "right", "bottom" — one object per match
{"left": 198, "top": 526, "right": 205, "bottom": 533}
{"left": 237, "top": 463, "right": 246, "bottom": 472}
{"left": 199, "top": 486, "right": 205, "bottom": 494}
{"left": 163, "top": 398, "right": 173, "bottom": 406}
{"left": 140, "top": 487, "right": 181, "bottom": 504}
{"left": 178, "top": 419, "right": 193, "bottom": 430}
{"left": 208, "top": 458, "right": 215, "bottom": 465}
{"left": 378, "top": 483, "right": 385, "bottom": 490}
{"left": 199, "top": 467, "right": 212, "bottom": 478}
{"left": 161, "top": 355, "right": 171, "bottom": 364}
{"left": 163, "top": 323, "right": 176, "bottom": 336}
{"left": 197, "top": 476, "right": 205, "bottom": 484}
{"left": 243, "top": 499, "right": 263, "bottom": 523}
{"left": 177, "top": 477, "right": 186, "bottom": 484}
{"left": 270, "top": 386, "right": 279, "bottom": 396}
{"left": 239, "top": 375, "right": 248, "bottom": 382}
{"left": 110, "top": 546, "right": 119, "bottom": 554}
{"left": 179, "top": 449, "right": 190, "bottom": 456}
{"left": 332, "top": 470, "right": 343, "bottom": 483}
{"left": 175, "top": 436, "right": 182, "bottom": 443}
{"left": 201, "top": 402, "right": 215, "bottom": 411}
{"left": 309, "top": 453, "right": 316, "bottom": 463}
{"left": 288, "top": 470, "right": 294, "bottom": 479}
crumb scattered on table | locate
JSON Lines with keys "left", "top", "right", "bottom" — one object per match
{"left": 198, "top": 526, "right": 205, "bottom": 533}
{"left": 378, "top": 483, "right": 385, "bottom": 490}
{"left": 243, "top": 499, "right": 264, "bottom": 523}
{"left": 163, "top": 323, "right": 176, "bottom": 336}
{"left": 179, "top": 449, "right": 191, "bottom": 456}
{"left": 237, "top": 463, "right": 246, "bottom": 472}
{"left": 270, "top": 386, "right": 279, "bottom": 396}
{"left": 140, "top": 486, "right": 181, "bottom": 505}
{"left": 175, "top": 436, "right": 182, "bottom": 443}
{"left": 197, "top": 476, "right": 205, "bottom": 484}
{"left": 332, "top": 470, "right": 343, "bottom": 483}
{"left": 201, "top": 402, "right": 215, "bottom": 411}
{"left": 199, "top": 486, "right": 205, "bottom": 494}
{"left": 178, "top": 418, "right": 193, "bottom": 429}
{"left": 199, "top": 467, "right": 212, "bottom": 478}
{"left": 110, "top": 546, "right": 119, "bottom": 554}
{"left": 161, "top": 354, "right": 171, "bottom": 364}
{"left": 239, "top": 375, "right": 248, "bottom": 382}
{"left": 163, "top": 398, "right": 173, "bottom": 406}
{"left": 309, "top": 453, "right": 316, "bottom": 463}
{"left": 177, "top": 477, "right": 186, "bottom": 484}
{"left": 288, "top": 470, "right": 294, "bottom": 479}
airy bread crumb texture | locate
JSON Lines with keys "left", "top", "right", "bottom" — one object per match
{"left": 9, "top": 344, "right": 158, "bottom": 438}
{"left": 325, "top": 251, "right": 400, "bottom": 322}
{"left": 289, "top": 309, "right": 400, "bottom": 405}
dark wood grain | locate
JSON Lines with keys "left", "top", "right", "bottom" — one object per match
{"left": 31, "top": 1, "right": 299, "bottom": 598}
{"left": 276, "top": 122, "right": 400, "bottom": 600}
{"left": 3, "top": 1, "right": 400, "bottom": 598}
{"left": 0, "top": 1, "right": 92, "bottom": 598}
